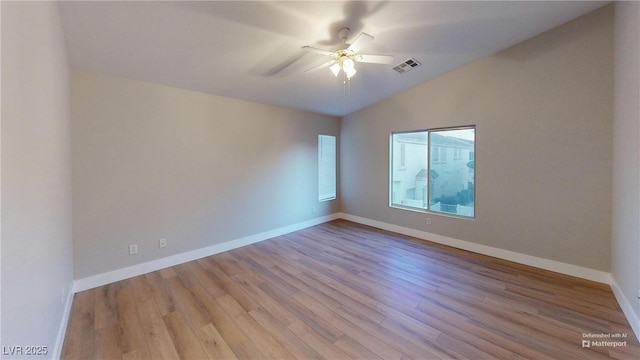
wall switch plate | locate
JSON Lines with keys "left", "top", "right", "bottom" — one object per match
{"left": 426, "top": 217, "right": 432, "bottom": 225}
{"left": 159, "top": 238, "right": 167, "bottom": 248}
{"left": 129, "top": 244, "right": 138, "bottom": 255}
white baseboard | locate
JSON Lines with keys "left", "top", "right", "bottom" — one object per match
{"left": 72, "top": 213, "right": 340, "bottom": 293}
{"left": 339, "top": 213, "right": 612, "bottom": 284}
{"left": 52, "top": 285, "right": 74, "bottom": 360}
{"left": 74, "top": 211, "right": 611, "bottom": 291}
{"left": 66, "top": 211, "right": 638, "bottom": 345}
{"left": 342, "top": 213, "right": 640, "bottom": 340}
{"left": 610, "top": 277, "right": 640, "bottom": 341}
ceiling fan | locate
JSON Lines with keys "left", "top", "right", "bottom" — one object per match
{"left": 302, "top": 27, "right": 394, "bottom": 80}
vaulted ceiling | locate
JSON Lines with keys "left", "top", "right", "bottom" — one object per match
{"left": 58, "top": 1, "right": 607, "bottom": 116}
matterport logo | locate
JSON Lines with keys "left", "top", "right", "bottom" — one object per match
{"left": 582, "top": 332, "right": 628, "bottom": 348}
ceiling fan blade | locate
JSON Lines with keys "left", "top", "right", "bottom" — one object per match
{"left": 347, "top": 32, "right": 374, "bottom": 52}
{"left": 301, "top": 46, "right": 334, "bottom": 57}
{"left": 305, "top": 59, "right": 336, "bottom": 73}
{"left": 358, "top": 54, "right": 395, "bottom": 64}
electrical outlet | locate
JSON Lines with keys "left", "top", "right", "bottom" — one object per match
{"left": 426, "top": 217, "right": 432, "bottom": 225}
{"left": 159, "top": 238, "right": 167, "bottom": 249}
{"left": 129, "top": 244, "right": 138, "bottom": 255}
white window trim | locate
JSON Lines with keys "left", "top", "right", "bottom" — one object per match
{"left": 389, "top": 126, "right": 475, "bottom": 219}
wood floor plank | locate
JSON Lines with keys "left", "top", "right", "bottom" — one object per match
{"left": 129, "top": 274, "right": 154, "bottom": 303}
{"left": 217, "top": 294, "right": 295, "bottom": 360}
{"left": 233, "top": 245, "right": 278, "bottom": 270}
{"left": 93, "top": 325, "right": 123, "bottom": 360}
{"left": 188, "top": 260, "right": 228, "bottom": 298}
{"left": 248, "top": 305, "right": 325, "bottom": 360}
{"left": 288, "top": 258, "right": 390, "bottom": 324}
{"left": 230, "top": 272, "right": 299, "bottom": 325}
{"left": 435, "top": 332, "right": 502, "bottom": 360}
{"left": 173, "top": 263, "right": 203, "bottom": 289}
{"left": 136, "top": 298, "right": 180, "bottom": 360}
{"left": 243, "top": 257, "right": 301, "bottom": 296}
{"left": 212, "top": 252, "right": 246, "bottom": 277}
{"left": 256, "top": 237, "right": 303, "bottom": 261}
{"left": 165, "top": 276, "right": 210, "bottom": 330}
{"left": 162, "top": 311, "right": 208, "bottom": 359}
{"left": 334, "top": 335, "right": 384, "bottom": 360}
{"left": 229, "top": 340, "right": 271, "bottom": 360}
{"left": 158, "top": 267, "right": 177, "bottom": 279}
{"left": 334, "top": 304, "right": 450, "bottom": 360}
{"left": 191, "top": 287, "right": 272, "bottom": 359}
{"left": 93, "top": 282, "right": 120, "bottom": 330}
{"left": 190, "top": 285, "right": 248, "bottom": 348}
{"left": 62, "top": 220, "right": 640, "bottom": 360}
{"left": 198, "top": 257, "right": 260, "bottom": 312}
{"left": 271, "top": 264, "right": 344, "bottom": 309}
{"left": 414, "top": 300, "right": 558, "bottom": 360}
{"left": 286, "top": 321, "right": 353, "bottom": 360}
{"left": 291, "top": 290, "right": 405, "bottom": 360}
{"left": 196, "top": 323, "right": 238, "bottom": 360}
{"left": 257, "top": 280, "right": 345, "bottom": 343}
{"left": 115, "top": 283, "right": 151, "bottom": 358}
{"left": 61, "top": 290, "right": 95, "bottom": 359}
{"left": 144, "top": 271, "right": 176, "bottom": 315}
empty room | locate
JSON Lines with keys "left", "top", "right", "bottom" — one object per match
{"left": 2, "top": 1, "right": 639, "bottom": 359}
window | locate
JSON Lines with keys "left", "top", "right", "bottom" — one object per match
{"left": 432, "top": 146, "right": 440, "bottom": 163}
{"left": 390, "top": 126, "right": 475, "bottom": 217}
{"left": 454, "top": 148, "right": 462, "bottom": 160}
{"left": 318, "top": 134, "right": 336, "bottom": 201}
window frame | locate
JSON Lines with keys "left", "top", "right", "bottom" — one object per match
{"left": 318, "top": 134, "right": 337, "bottom": 202}
{"left": 389, "top": 125, "right": 476, "bottom": 219}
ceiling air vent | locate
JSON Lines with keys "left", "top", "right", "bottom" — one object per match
{"left": 392, "top": 58, "right": 422, "bottom": 74}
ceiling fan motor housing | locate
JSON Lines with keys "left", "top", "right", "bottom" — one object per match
{"left": 337, "top": 27, "right": 351, "bottom": 42}
{"left": 334, "top": 49, "right": 358, "bottom": 62}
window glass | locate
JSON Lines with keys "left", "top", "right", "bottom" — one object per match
{"left": 390, "top": 131, "right": 427, "bottom": 209}
{"left": 429, "top": 128, "right": 475, "bottom": 217}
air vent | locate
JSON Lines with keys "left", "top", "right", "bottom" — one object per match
{"left": 392, "top": 58, "right": 422, "bottom": 74}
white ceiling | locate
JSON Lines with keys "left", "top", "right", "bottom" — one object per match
{"left": 58, "top": 1, "right": 608, "bottom": 117}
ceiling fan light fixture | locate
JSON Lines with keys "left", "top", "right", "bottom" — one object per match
{"left": 330, "top": 62, "right": 341, "bottom": 77}
{"left": 342, "top": 58, "right": 357, "bottom": 79}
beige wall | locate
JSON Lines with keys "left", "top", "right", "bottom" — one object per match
{"left": 71, "top": 70, "right": 340, "bottom": 279}
{"left": 1, "top": 1, "right": 74, "bottom": 355}
{"left": 612, "top": 1, "right": 640, "bottom": 332}
{"left": 341, "top": 6, "right": 613, "bottom": 271}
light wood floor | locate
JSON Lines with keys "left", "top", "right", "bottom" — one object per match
{"left": 62, "top": 220, "right": 640, "bottom": 359}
